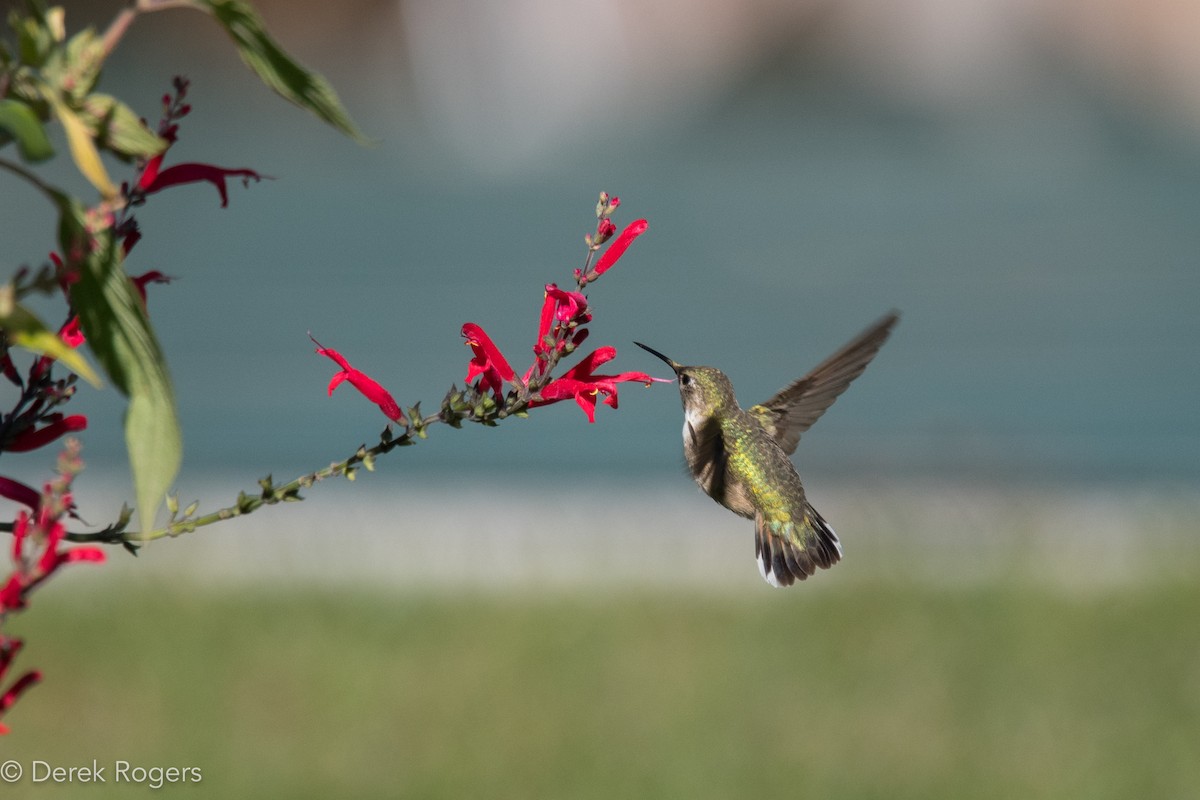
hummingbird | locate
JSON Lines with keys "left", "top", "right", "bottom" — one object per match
{"left": 635, "top": 311, "right": 898, "bottom": 588}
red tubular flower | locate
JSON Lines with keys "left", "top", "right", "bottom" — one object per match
{"left": 29, "top": 316, "right": 87, "bottom": 381}
{"left": 35, "top": 520, "right": 66, "bottom": 574}
{"left": 4, "top": 415, "right": 88, "bottom": 453}
{"left": 530, "top": 346, "right": 669, "bottom": 422}
{"left": 312, "top": 337, "right": 404, "bottom": 423}
{"left": 526, "top": 294, "right": 558, "bottom": 383}
{"left": 534, "top": 292, "right": 556, "bottom": 354}
{"left": 58, "top": 317, "right": 84, "bottom": 349}
{"left": 137, "top": 151, "right": 167, "bottom": 191}
{"left": 591, "top": 219, "right": 648, "bottom": 277}
{"left": 526, "top": 285, "right": 594, "bottom": 382}
{"left": 0, "top": 638, "right": 25, "bottom": 683}
{"left": 462, "top": 323, "right": 515, "bottom": 400}
{"left": 130, "top": 271, "right": 172, "bottom": 305}
{"left": 544, "top": 284, "right": 590, "bottom": 323}
{"left": 42, "top": 545, "right": 106, "bottom": 571}
{"left": 0, "top": 575, "right": 24, "bottom": 612}
{"left": 0, "top": 668, "right": 41, "bottom": 734}
{"left": 0, "top": 478, "right": 38, "bottom": 511}
{"left": 9, "top": 512, "right": 29, "bottom": 563}
{"left": 140, "top": 163, "right": 264, "bottom": 207}
{"left": 120, "top": 224, "right": 142, "bottom": 256}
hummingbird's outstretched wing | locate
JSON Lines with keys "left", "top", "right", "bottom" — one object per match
{"left": 749, "top": 311, "right": 899, "bottom": 456}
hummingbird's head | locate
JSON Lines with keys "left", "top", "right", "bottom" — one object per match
{"left": 634, "top": 342, "right": 737, "bottom": 417}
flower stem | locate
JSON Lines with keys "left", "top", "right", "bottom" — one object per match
{"left": 57, "top": 413, "right": 443, "bottom": 546}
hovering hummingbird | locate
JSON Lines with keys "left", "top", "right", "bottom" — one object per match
{"left": 635, "top": 312, "right": 898, "bottom": 587}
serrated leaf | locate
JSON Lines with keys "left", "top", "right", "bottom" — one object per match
{"left": 80, "top": 93, "right": 168, "bottom": 161}
{"left": 0, "top": 98, "right": 54, "bottom": 161}
{"left": 191, "top": 0, "right": 367, "bottom": 142}
{"left": 62, "top": 203, "right": 181, "bottom": 536}
{"left": 0, "top": 290, "right": 102, "bottom": 387}
{"left": 49, "top": 95, "right": 117, "bottom": 199}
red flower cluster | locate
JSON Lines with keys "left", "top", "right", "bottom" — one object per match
{"left": 1, "top": 500, "right": 105, "bottom": 613}
{"left": 312, "top": 202, "right": 668, "bottom": 425}
{"left": 0, "top": 78, "right": 207, "bottom": 735}
{"left": 528, "top": 345, "right": 666, "bottom": 422}
{"left": 0, "top": 463, "right": 104, "bottom": 735}
{"left": 312, "top": 200, "right": 667, "bottom": 429}
{"left": 460, "top": 217, "right": 668, "bottom": 422}
{"left": 462, "top": 322, "right": 514, "bottom": 402}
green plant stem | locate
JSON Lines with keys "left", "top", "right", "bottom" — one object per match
{"left": 101, "top": 8, "right": 138, "bottom": 58}
{"left": 52, "top": 411, "right": 442, "bottom": 545}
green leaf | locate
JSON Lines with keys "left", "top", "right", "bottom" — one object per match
{"left": 0, "top": 98, "right": 54, "bottom": 161}
{"left": 192, "top": 0, "right": 367, "bottom": 142}
{"left": 62, "top": 204, "right": 182, "bottom": 535}
{"left": 42, "top": 26, "right": 106, "bottom": 102}
{"left": 49, "top": 94, "right": 117, "bottom": 199}
{"left": 10, "top": 3, "right": 60, "bottom": 67}
{"left": 80, "top": 93, "right": 169, "bottom": 161}
{"left": 0, "top": 285, "right": 101, "bottom": 387}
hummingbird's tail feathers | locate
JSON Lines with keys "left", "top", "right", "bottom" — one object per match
{"left": 754, "top": 503, "right": 842, "bottom": 588}
{"left": 805, "top": 502, "right": 844, "bottom": 563}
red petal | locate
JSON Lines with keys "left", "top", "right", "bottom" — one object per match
{"left": 345, "top": 370, "right": 404, "bottom": 422}
{"left": 314, "top": 339, "right": 404, "bottom": 422}
{"left": 533, "top": 376, "right": 589, "bottom": 404}
{"left": 56, "top": 546, "right": 107, "bottom": 566}
{"left": 0, "top": 575, "right": 25, "bottom": 612}
{"left": 596, "top": 370, "right": 670, "bottom": 386}
{"left": 130, "top": 271, "right": 172, "bottom": 305}
{"left": 544, "top": 284, "right": 589, "bottom": 322}
{"left": 58, "top": 316, "right": 84, "bottom": 348}
{"left": 533, "top": 292, "right": 556, "bottom": 355}
{"left": 573, "top": 389, "right": 600, "bottom": 423}
{"left": 592, "top": 219, "right": 648, "bottom": 276}
{"left": 0, "top": 670, "right": 42, "bottom": 713}
{"left": 143, "top": 163, "right": 263, "bottom": 207}
{"left": 10, "top": 512, "right": 28, "bottom": 563}
{"left": 33, "top": 519, "right": 68, "bottom": 573}
{"left": 561, "top": 347, "right": 617, "bottom": 380}
{"left": 136, "top": 153, "right": 165, "bottom": 191}
{"left": 0, "top": 477, "right": 39, "bottom": 510}
{"left": 326, "top": 371, "right": 349, "bottom": 396}
{"left": 313, "top": 341, "right": 353, "bottom": 372}
{"left": 0, "top": 638, "right": 24, "bottom": 681}
{"left": 5, "top": 415, "right": 88, "bottom": 452}
{"left": 461, "top": 323, "right": 515, "bottom": 382}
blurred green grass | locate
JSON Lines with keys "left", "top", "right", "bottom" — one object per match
{"left": 3, "top": 579, "right": 1198, "bottom": 799}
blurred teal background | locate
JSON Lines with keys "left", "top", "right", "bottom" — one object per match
{"left": 2, "top": 3, "right": 1199, "bottom": 796}
{"left": 4, "top": 0, "right": 1199, "bottom": 489}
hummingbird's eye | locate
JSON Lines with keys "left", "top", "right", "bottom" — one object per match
{"left": 680, "top": 374, "right": 692, "bottom": 387}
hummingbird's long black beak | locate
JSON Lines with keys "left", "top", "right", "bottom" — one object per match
{"left": 634, "top": 341, "right": 681, "bottom": 372}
